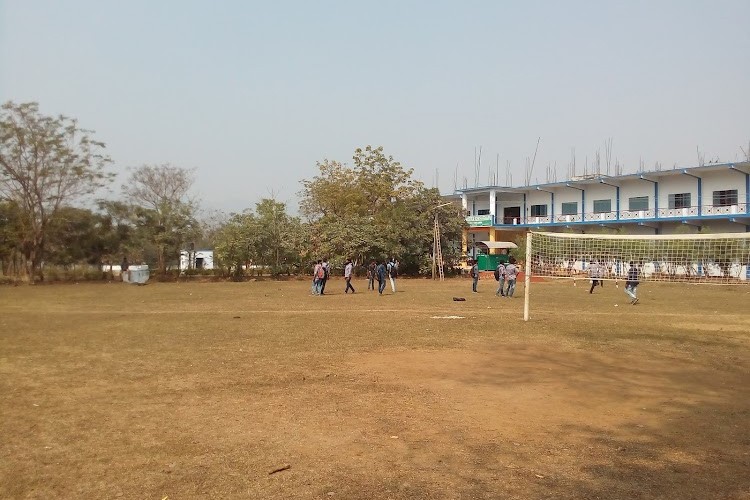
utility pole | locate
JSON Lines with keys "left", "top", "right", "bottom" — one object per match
{"left": 431, "top": 202, "right": 453, "bottom": 280}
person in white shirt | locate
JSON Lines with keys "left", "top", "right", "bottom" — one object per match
{"left": 344, "top": 259, "right": 355, "bottom": 294}
{"left": 386, "top": 258, "right": 398, "bottom": 293}
{"left": 504, "top": 257, "right": 518, "bottom": 297}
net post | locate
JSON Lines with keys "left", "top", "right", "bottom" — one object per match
{"left": 524, "top": 231, "right": 532, "bottom": 321}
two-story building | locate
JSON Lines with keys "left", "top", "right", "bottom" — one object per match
{"left": 451, "top": 161, "right": 750, "bottom": 260}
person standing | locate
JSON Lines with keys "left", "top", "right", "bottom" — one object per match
{"left": 312, "top": 260, "right": 324, "bottom": 295}
{"left": 367, "top": 260, "right": 376, "bottom": 291}
{"left": 505, "top": 257, "right": 518, "bottom": 297}
{"left": 588, "top": 260, "right": 602, "bottom": 294}
{"left": 387, "top": 258, "right": 398, "bottom": 293}
{"left": 471, "top": 259, "right": 479, "bottom": 293}
{"left": 494, "top": 261, "right": 506, "bottom": 297}
{"left": 625, "top": 261, "right": 640, "bottom": 305}
{"left": 121, "top": 256, "right": 130, "bottom": 283}
{"left": 344, "top": 259, "right": 356, "bottom": 293}
{"left": 376, "top": 260, "right": 387, "bottom": 295}
{"left": 320, "top": 257, "right": 330, "bottom": 295}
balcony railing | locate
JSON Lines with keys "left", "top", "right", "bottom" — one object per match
{"left": 467, "top": 203, "right": 748, "bottom": 227}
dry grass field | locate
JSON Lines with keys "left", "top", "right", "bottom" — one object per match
{"left": 1, "top": 277, "right": 749, "bottom": 499}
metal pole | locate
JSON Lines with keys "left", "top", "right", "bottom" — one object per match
{"left": 523, "top": 231, "right": 533, "bottom": 321}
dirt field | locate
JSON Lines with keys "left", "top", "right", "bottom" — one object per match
{"left": 1, "top": 278, "right": 749, "bottom": 499}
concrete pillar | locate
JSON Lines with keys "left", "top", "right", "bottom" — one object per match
{"left": 488, "top": 226, "right": 496, "bottom": 254}
{"left": 489, "top": 190, "right": 496, "bottom": 222}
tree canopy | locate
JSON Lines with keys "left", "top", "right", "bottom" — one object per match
{"left": 0, "top": 101, "right": 113, "bottom": 281}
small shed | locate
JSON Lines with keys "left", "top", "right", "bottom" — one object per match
{"left": 475, "top": 241, "right": 517, "bottom": 271}
{"left": 180, "top": 250, "right": 214, "bottom": 271}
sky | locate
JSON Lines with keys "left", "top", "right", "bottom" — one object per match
{"left": 1, "top": 0, "right": 749, "bottom": 214}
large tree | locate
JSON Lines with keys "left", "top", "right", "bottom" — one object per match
{"left": 299, "top": 146, "right": 465, "bottom": 273}
{"left": 214, "top": 199, "right": 305, "bottom": 278}
{"left": 0, "top": 101, "right": 113, "bottom": 282}
{"left": 122, "top": 164, "right": 200, "bottom": 275}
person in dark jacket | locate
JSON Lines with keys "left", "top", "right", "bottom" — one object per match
{"left": 376, "top": 260, "right": 387, "bottom": 295}
{"left": 367, "top": 260, "right": 376, "bottom": 291}
{"left": 624, "top": 261, "right": 640, "bottom": 305}
{"left": 470, "top": 260, "right": 479, "bottom": 293}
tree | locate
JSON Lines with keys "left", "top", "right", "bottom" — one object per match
{"left": 253, "top": 198, "right": 304, "bottom": 275}
{"left": 0, "top": 102, "right": 113, "bottom": 282}
{"left": 0, "top": 200, "right": 24, "bottom": 277}
{"left": 122, "top": 164, "right": 200, "bottom": 275}
{"left": 213, "top": 211, "right": 258, "bottom": 280}
{"left": 299, "top": 146, "right": 466, "bottom": 274}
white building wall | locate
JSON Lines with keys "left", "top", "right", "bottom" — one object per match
{"left": 658, "top": 175, "right": 698, "bottom": 211}
{"left": 180, "top": 250, "right": 215, "bottom": 271}
{"left": 701, "top": 170, "right": 747, "bottom": 212}
{"left": 619, "top": 179, "right": 654, "bottom": 210}
{"left": 455, "top": 164, "right": 748, "bottom": 233}
{"left": 469, "top": 195, "right": 491, "bottom": 215}
{"left": 583, "top": 184, "right": 617, "bottom": 214}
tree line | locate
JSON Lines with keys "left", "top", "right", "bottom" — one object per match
{"left": 1, "top": 102, "right": 466, "bottom": 283}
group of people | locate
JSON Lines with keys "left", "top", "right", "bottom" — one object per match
{"left": 494, "top": 257, "right": 519, "bottom": 297}
{"left": 587, "top": 259, "right": 641, "bottom": 305}
{"left": 468, "top": 257, "right": 520, "bottom": 297}
{"left": 311, "top": 257, "right": 399, "bottom": 296}
{"left": 366, "top": 258, "right": 399, "bottom": 295}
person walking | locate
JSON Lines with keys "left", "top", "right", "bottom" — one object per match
{"left": 504, "top": 257, "right": 518, "bottom": 297}
{"left": 367, "top": 260, "right": 376, "bottom": 291}
{"left": 344, "top": 259, "right": 356, "bottom": 293}
{"left": 386, "top": 258, "right": 398, "bottom": 293}
{"left": 471, "top": 259, "right": 479, "bottom": 293}
{"left": 320, "top": 257, "right": 330, "bottom": 295}
{"left": 624, "top": 261, "right": 640, "bottom": 305}
{"left": 494, "top": 261, "right": 506, "bottom": 297}
{"left": 376, "top": 260, "right": 387, "bottom": 295}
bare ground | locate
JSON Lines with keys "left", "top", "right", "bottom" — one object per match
{"left": 1, "top": 279, "right": 749, "bottom": 499}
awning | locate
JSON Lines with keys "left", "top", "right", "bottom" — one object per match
{"left": 477, "top": 241, "right": 518, "bottom": 249}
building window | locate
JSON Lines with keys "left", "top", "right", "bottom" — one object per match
{"left": 713, "top": 189, "right": 738, "bottom": 207}
{"left": 628, "top": 196, "right": 649, "bottom": 211}
{"left": 477, "top": 209, "right": 490, "bottom": 215}
{"left": 668, "top": 193, "right": 691, "bottom": 209}
{"left": 530, "top": 204, "right": 547, "bottom": 217}
{"left": 593, "top": 199, "right": 611, "bottom": 213}
{"left": 561, "top": 202, "right": 578, "bottom": 215}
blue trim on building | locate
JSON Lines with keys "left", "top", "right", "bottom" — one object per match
{"left": 480, "top": 212, "right": 750, "bottom": 230}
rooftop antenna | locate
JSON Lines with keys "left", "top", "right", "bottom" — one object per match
{"left": 453, "top": 163, "right": 458, "bottom": 191}
{"left": 595, "top": 149, "right": 601, "bottom": 176}
{"left": 524, "top": 157, "right": 531, "bottom": 186}
{"left": 604, "top": 138, "right": 613, "bottom": 175}
{"left": 495, "top": 153, "right": 500, "bottom": 186}
{"left": 529, "top": 137, "right": 540, "bottom": 184}
{"left": 741, "top": 140, "right": 750, "bottom": 161}
{"left": 473, "top": 146, "right": 483, "bottom": 187}
{"left": 696, "top": 146, "right": 705, "bottom": 167}
{"left": 505, "top": 160, "right": 511, "bottom": 186}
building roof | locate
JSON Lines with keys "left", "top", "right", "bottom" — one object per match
{"left": 451, "top": 161, "right": 750, "bottom": 196}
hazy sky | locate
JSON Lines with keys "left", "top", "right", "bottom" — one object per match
{"left": 1, "top": 1, "right": 748, "bottom": 213}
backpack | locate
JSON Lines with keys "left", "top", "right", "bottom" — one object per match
{"left": 493, "top": 267, "right": 500, "bottom": 281}
{"left": 316, "top": 266, "right": 325, "bottom": 279}
{"left": 389, "top": 264, "right": 397, "bottom": 278}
